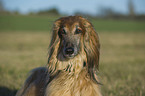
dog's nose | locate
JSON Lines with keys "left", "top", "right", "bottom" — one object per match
{"left": 65, "top": 47, "right": 74, "bottom": 55}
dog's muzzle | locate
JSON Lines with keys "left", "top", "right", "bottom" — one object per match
{"left": 63, "top": 42, "right": 77, "bottom": 58}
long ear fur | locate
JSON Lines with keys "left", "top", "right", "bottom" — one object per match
{"left": 80, "top": 17, "right": 100, "bottom": 83}
{"left": 47, "top": 19, "right": 61, "bottom": 74}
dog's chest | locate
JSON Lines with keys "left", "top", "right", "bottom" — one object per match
{"left": 45, "top": 71, "right": 101, "bottom": 96}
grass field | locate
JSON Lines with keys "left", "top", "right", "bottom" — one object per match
{"left": 0, "top": 15, "right": 145, "bottom": 96}
{"left": 0, "top": 15, "right": 145, "bottom": 32}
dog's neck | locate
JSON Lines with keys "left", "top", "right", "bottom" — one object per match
{"left": 57, "top": 53, "right": 86, "bottom": 74}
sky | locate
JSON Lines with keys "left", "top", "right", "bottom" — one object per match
{"left": 2, "top": 0, "right": 145, "bottom": 15}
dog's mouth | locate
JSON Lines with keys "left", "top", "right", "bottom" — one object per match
{"left": 63, "top": 54, "right": 75, "bottom": 59}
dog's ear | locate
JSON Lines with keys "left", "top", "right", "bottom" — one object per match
{"left": 80, "top": 17, "right": 100, "bottom": 83}
{"left": 49, "top": 19, "right": 61, "bottom": 48}
{"left": 48, "top": 19, "right": 61, "bottom": 63}
{"left": 47, "top": 18, "right": 63, "bottom": 75}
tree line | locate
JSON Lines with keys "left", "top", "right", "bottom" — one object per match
{"left": 0, "top": 0, "right": 145, "bottom": 20}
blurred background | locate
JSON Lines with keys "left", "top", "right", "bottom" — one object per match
{"left": 0, "top": 0, "right": 145, "bottom": 96}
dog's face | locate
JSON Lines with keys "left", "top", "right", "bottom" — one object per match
{"left": 48, "top": 16, "right": 100, "bottom": 83}
{"left": 58, "top": 21, "right": 84, "bottom": 60}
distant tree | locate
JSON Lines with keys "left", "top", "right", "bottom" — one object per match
{"left": 47, "top": 8, "right": 59, "bottom": 15}
{"left": 128, "top": 0, "right": 135, "bottom": 17}
{"left": 98, "top": 7, "right": 116, "bottom": 18}
{"left": 13, "top": 10, "right": 20, "bottom": 15}
{"left": 74, "top": 11, "right": 92, "bottom": 17}
{"left": 97, "top": 6, "right": 128, "bottom": 19}
{"left": 28, "top": 11, "right": 35, "bottom": 15}
{"left": 37, "top": 8, "right": 60, "bottom": 15}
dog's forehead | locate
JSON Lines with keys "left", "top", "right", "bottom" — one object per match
{"left": 58, "top": 16, "right": 85, "bottom": 33}
{"left": 60, "top": 16, "right": 81, "bottom": 27}
{"left": 65, "top": 22, "right": 79, "bottom": 29}
{"left": 65, "top": 23, "right": 82, "bottom": 34}
{"left": 62, "top": 21, "right": 80, "bottom": 33}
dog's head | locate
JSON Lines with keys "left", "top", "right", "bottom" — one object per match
{"left": 57, "top": 16, "right": 86, "bottom": 60}
{"left": 48, "top": 16, "right": 100, "bottom": 82}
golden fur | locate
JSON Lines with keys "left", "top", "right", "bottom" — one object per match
{"left": 16, "top": 16, "right": 102, "bottom": 96}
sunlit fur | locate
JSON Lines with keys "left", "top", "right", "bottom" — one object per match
{"left": 16, "top": 16, "right": 101, "bottom": 96}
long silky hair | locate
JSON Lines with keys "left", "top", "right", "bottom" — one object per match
{"left": 47, "top": 16, "right": 100, "bottom": 83}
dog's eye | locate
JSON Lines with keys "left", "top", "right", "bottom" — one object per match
{"left": 61, "top": 28, "right": 66, "bottom": 35}
{"left": 75, "top": 28, "right": 82, "bottom": 34}
{"left": 58, "top": 28, "right": 66, "bottom": 37}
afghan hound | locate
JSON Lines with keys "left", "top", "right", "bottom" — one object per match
{"left": 16, "top": 16, "right": 102, "bottom": 96}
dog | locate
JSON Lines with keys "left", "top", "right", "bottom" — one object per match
{"left": 16, "top": 16, "right": 102, "bottom": 96}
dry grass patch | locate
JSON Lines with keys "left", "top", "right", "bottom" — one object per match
{"left": 0, "top": 32, "right": 145, "bottom": 96}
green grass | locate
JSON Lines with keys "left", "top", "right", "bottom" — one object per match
{"left": 99, "top": 33, "right": 145, "bottom": 96}
{"left": 0, "top": 32, "right": 145, "bottom": 96}
{"left": 0, "top": 15, "right": 58, "bottom": 32}
{"left": 91, "top": 19, "right": 145, "bottom": 32}
{"left": 0, "top": 15, "right": 145, "bottom": 32}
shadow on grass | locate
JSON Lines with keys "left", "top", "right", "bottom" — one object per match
{"left": 0, "top": 86, "right": 17, "bottom": 96}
